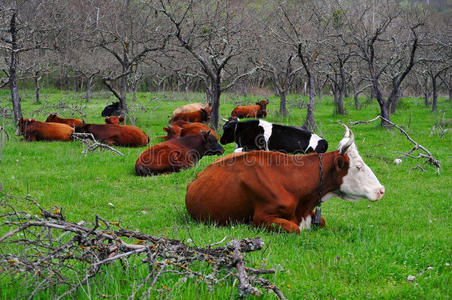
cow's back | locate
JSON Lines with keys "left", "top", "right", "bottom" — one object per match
{"left": 25, "top": 122, "right": 73, "bottom": 141}
{"left": 173, "top": 103, "right": 208, "bottom": 116}
{"left": 82, "top": 124, "right": 148, "bottom": 147}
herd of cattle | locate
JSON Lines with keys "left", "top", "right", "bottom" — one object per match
{"left": 16, "top": 99, "right": 385, "bottom": 232}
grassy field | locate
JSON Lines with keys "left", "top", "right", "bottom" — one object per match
{"left": 0, "top": 89, "right": 451, "bottom": 299}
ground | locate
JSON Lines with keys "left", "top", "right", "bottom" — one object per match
{"left": 0, "top": 89, "right": 451, "bottom": 299}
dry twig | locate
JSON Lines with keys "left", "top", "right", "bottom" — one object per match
{"left": 71, "top": 132, "right": 124, "bottom": 156}
{"left": 0, "top": 194, "right": 284, "bottom": 299}
{"left": 349, "top": 115, "right": 441, "bottom": 174}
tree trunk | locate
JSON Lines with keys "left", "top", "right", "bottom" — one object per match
{"left": 120, "top": 64, "right": 128, "bottom": 114}
{"left": 431, "top": 75, "right": 438, "bottom": 112}
{"left": 354, "top": 92, "right": 360, "bottom": 110}
{"left": 279, "top": 90, "right": 288, "bottom": 117}
{"left": 390, "top": 87, "right": 400, "bottom": 114}
{"left": 337, "top": 89, "right": 345, "bottom": 114}
{"left": 241, "top": 82, "right": 247, "bottom": 97}
{"left": 9, "top": 12, "right": 22, "bottom": 129}
{"left": 34, "top": 74, "right": 41, "bottom": 104}
{"left": 86, "top": 76, "right": 94, "bottom": 103}
{"left": 304, "top": 75, "right": 316, "bottom": 132}
{"left": 210, "top": 79, "right": 221, "bottom": 130}
{"left": 373, "top": 81, "right": 391, "bottom": 127}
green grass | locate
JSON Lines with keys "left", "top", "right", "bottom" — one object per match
{"left": 0, "top": 90, "right": 451, "bottom": 299}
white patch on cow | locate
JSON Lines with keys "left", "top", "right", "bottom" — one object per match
{"left": 258, "top": 119, "right": 272, "bottom": 151}
{"left": 234, "top": 147, "right": 243, "bottom": 153}
{"left": 299, "top": 215, "right": 312, "bottom": 230}
{"left": 338, "top": 143, "right": 385, "bottom": 202}
{"left": 306, "top": 133, "right": 323, "bottom": 152}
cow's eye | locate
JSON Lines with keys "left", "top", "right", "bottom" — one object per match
{"left": 356, "top": 164, "right": 362, "bottom": 171}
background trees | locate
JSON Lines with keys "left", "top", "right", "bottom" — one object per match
{"left": 1, "top": 0, "right": 450, "bottom": 130}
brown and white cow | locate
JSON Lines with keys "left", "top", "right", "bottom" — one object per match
{"left": 135, "top": 131, "right": 224, "bottom": 176}
{"left": 170, "top": 107, "right": 211, "bottom": 124}
{"left": 104, "top": 116, "right": 124, "bottom": 125}
{"left": 161, "top": 120, "right": 219, "bottom": 141}
{"left": 185, "top": 125, "right": 385, "bottom": 233}
{"left": 231, "top": 99, "right": 269, "bottom": 119}
{"left": 74, "top": 124, "right": 149, "bottom": 147}
{"left": 17, "top": 118, "right": 74, "bottom": 142}
{"left": 172, "top": 103, "right": 210, "bottom": 116}
{"left": 45, "top": 114, "right": 84, "bottom": 128}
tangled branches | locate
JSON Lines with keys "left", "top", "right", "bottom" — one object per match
{"left": 349, "top": 115, "right": 441, "bottom": 174}
{"left": 71, "top": 132, "right": 124, "bottom": 156}
{"left": 0, "top": 194, "right": 285, "bottom": 299}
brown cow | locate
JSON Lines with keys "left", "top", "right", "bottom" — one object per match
{"left": 185, "top": 125, "right": 385, "bottom": 233}
{"left": 45, "top": 114, "right": 84, "bottom": 128}
{"left": 105, "top": 116, "right": 124, "bottom": 125}
{"left": 161, "top": 120, "right": 219, "bottom": 141}
{"left": 231, "top": 100, "right": 269, "bottom": 118}
{"left": 172, "top": 103, "right": 210, "bottom": 116}
{"left": 75, "top": 124, "right": 149, "bottom": 147}
{"left": 135, "top": 131, "right": 224, "bottom": 176}
{"left": 17, "top": 118, "right": 73, "bottom": 142}
{"left": 169, "top": 107, "right": 211, "bottom": 123}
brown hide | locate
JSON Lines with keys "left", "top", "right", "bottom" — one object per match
{"left": 170, "top": 108, "right": 211, "bottom": 123}
{"left": 185, "top": 150, "right": 349, "bottom": 233}
{"left": 231, "top": 100, "right": 269, "bottom": 118}
{"left": 75, "top": 124, "right": 148, "bottom": 147}
{"left": 135, "top": 132, "right": 224, "bottom": 176}
{"left": 172, "top": 103, "right": 210, "bottom": 116}
{"left": 45, "top": 114, "right": 84, "bottom": 128}
{"left": 105, "top": 116, "right": 124, "bottom": 125}
{"left": 19, "top": 118, "right": 73, "bottom": 142}
{"left": 161, "top": 120, "right": 219, "bottom": 141}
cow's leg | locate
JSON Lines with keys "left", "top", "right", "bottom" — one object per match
{"left": 253, "top": 214, "right": 300, "bottom": 233}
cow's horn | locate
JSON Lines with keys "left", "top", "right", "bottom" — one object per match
{"left": 338, "top": 124, "right": 355, "bottom": 154}
{"left": 222, "top": 118, "right": 229, "bottom": 122}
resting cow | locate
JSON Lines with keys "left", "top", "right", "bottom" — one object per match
{"left": 135, "top": 131, "right": 224, "bottom": 176}
{"left": 161, "top": 120, "right": 219, "bottom": 141}
{"left": 172, "top": 103, "right": 210, "bottom": 116}
{"left": 45, "top": 114, "right": 84, "bottom": 128}
{"left": 17, "top": 118, "right": 73, "bottom": 142}
{"left": 101, "top": 102, "right": 121, "bottom": 117}
{"left": 105, "top": 116, "right": 124, "bottom": 125}
{"left": 169, "top": 108, "right": 211, "bottom": 123}
{"left": 220, "top": 118, "right": 328, "bottom": 153}
{"left": 186, "top": 125, "right": 385, "bottom": 233}
{"left": 231, "top": 99, "right": 269, "bottom": 118}
{"left": 75, "top": 124, "right": 149, "bottom": 147}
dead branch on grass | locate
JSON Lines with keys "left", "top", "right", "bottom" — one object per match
{"left": 71, "top": 132, "right": 124, "bottom": 156}
{"left": 349, "top": 115, "right": 441, "bottom": 174}
{"left": 0, "top": 194, "right": 284, "bottom": 299}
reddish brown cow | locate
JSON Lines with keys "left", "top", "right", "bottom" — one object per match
{"left": 161, "top": 120, "right": 219, "bottom": 141}
{"left": 75, "top": 124, "right": 149, "bottom": 147}
{"left": 45, "top": 114, "right": 84, "bottom": 128}
{"left": 105, "top": 116, "right": 124, "bottom": 125}
{"left": 18, "top": 118, "right": 73, "bottom": 142}
{"left": 172, "top": 103, "right": 210, "bottom": 116}
{"left": 135, "top": 131, "right": 224, "bottom": 176}
{"left": 169, "top": 107, "right": 211, "bottom": 123}
{"left": 231, "top": 100, "right": 269, "bottom": 118}
{"left": 185, "top": 125, "right": 385, "bottom": 233}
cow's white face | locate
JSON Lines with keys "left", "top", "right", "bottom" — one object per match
{"left": 336, "top": 126, "right": 385, "bottom": 202}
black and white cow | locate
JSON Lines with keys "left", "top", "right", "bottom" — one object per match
{"left": 220, "top": 118, "right": 328, "bottom": 154}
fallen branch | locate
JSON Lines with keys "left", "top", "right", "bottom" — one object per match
{"left": 349, "top": 115, "right": 441, "bottom": 174}
{"left": 71, "top": 132, "right": 124, "bottom": 156}
{"left": 0, "top": 194, "right": 284, "bottom": 299}
{"left": 0, "top": 126, "right": 9, "bottom": 141}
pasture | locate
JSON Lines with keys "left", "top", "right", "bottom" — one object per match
{"left": 0, "top": 90, "right": 451, "bottom": 299}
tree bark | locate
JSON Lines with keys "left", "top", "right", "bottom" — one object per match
{"left": 34, "top": 73, "right": 41, "bottom": 104}
{"left": 431, "top": 75, "right": 438, "bottom": 112}
{"left": 304, "top": 75, "right": 316, "bottom": 132}
{"left": 86, "top": 76, "right": 94, "bottom": 103}
{"left": 279, "top": 90, "right": 288, "bottom": 117}
{"left": 210, "top": 78, "right": 221, "bottom": 130}
{"left": 120, "top": 63, "right": 128, "bottom": 114}
{"left": 9, "top": 12, "right": 23, "bottom": 127}
{"left": 354, "top": 91, "right": 360, "bottom": 110}
{"left": 390, "top": 87, "right": 400, "bottom": 114}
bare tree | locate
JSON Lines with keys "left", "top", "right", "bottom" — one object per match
{"left": 342, "top": 0, "right": 424, "bottom": 126}
{"left": 78, "top": 0, "right": 169, "bottom": 114}
{"left": 156, "top": 0, "right": 260, "bottom": 129}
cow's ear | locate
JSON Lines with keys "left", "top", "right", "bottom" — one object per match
{"left": 201, "top": 130, "right": 211, "bottom": 141}
{"left": 334, "top": 156, "right": 346, "bottom": 171}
